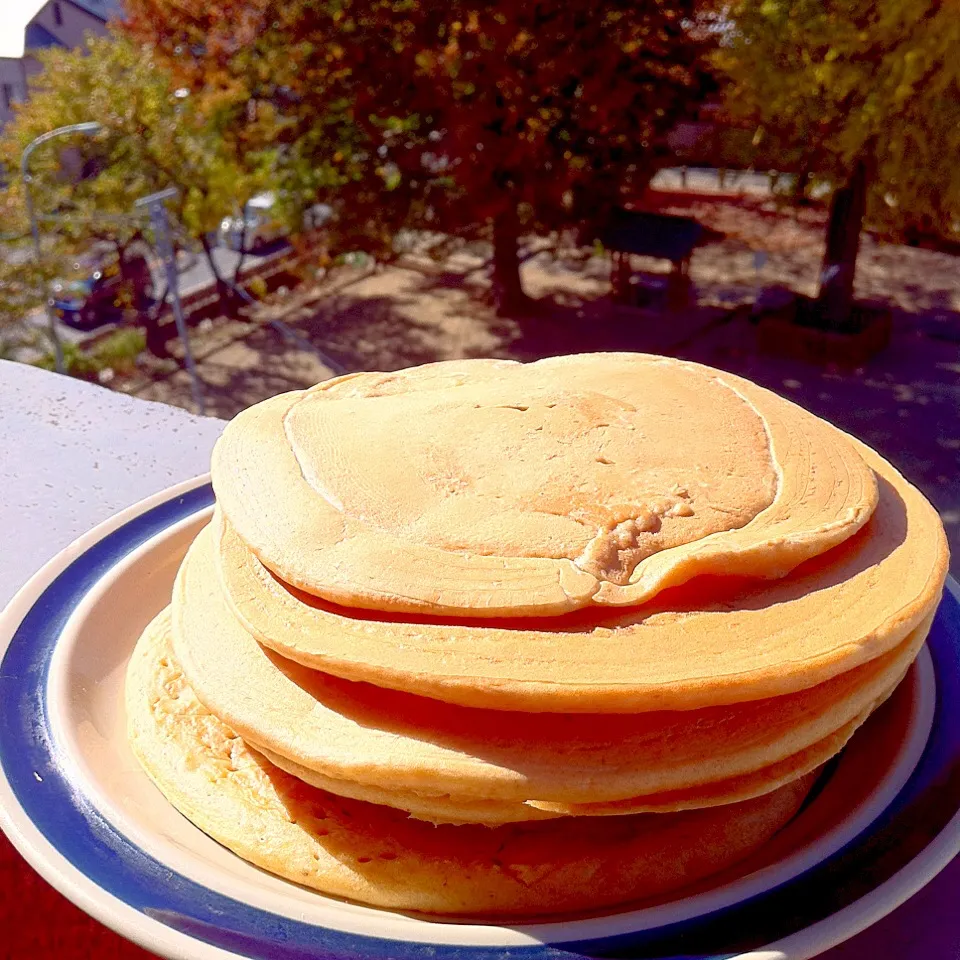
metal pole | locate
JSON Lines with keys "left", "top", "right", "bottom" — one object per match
{"left": 20, "top": 122, "right": 102, "bottom": 375}
{"left": 136, "top": 188, "right": 206, "bottom": 416}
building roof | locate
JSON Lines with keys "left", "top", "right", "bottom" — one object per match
{"left": 24, "top": 22, "right": 66, "bottom": 50}
{"left": 4, "top": 1, "right": 120, "bottom": 58}
{"left": 66, "top": 0, "right": 123, "bottom": 21}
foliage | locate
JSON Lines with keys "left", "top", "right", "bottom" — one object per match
{"left": 347, "top": 3, "right": 711, "bottom": 223}
{"left": 33, "top": 327, "right": 146, "bottom": 379}
{"left": 122, "top": 0, "right": 384, "bottom": 248}
{"left": 0, "top": 251, "right": 55, "bottom": 333}
{"left": 715, "top": 0, "right": 960, "bottom": 241}
{"left": 124, "top": 0, "right": 715, "bottom": 307}
{"left": 0, "top": 31, "right": 270, "bottom": 318}
{"left": 89, "top": 326, "right": 148, "bottom": 368}
{"left": 0, "top": 186, "right": 62, "bottom": 352}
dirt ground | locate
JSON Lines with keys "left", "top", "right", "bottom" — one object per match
{"left": 119, "top": 195, "right": 960, "bottom": 574}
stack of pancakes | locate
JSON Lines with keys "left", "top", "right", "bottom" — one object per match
{"left": 127, "top": 354, "right": 948, "bottom": 917}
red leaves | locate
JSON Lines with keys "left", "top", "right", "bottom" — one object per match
{"left": 123, "top": 0, "right": 712, "bottom": 247}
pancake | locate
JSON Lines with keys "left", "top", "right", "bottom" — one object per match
{"left": 127, "top": 608, "right": 817, "bottom": 916}
{"left": 257, "top": 705, "right": 877, "bottom": 823}
{"left": 175, "top": 522, "right": 931, "bottom": 813}
{"left": 219, "top": 440, "right": 946, "bottom": 713}
{"left": 212, "top": 355, "right": 877, "bottom": 617}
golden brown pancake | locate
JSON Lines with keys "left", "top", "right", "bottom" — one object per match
{"left": 173, "top": 523, "right": 930, "bottom": 818}
{"left": 255, "top": 706, "right": 876, "bottom": 823}
{"left": 218, "top": 440, "right": 946, "bottom": 713}
{"left": 212, "top": 355, "right": 877, "bottom": 617}
{"left": 127, "top": 608, "right": 817, "bottom": 916}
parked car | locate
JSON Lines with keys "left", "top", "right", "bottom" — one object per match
{"left": 52, "top": 250, "right": 155, "bottom": 330}
{"left": 218, "top": 193, "right": 333, "bottom": 252}
{"left": 218, "top": 193, "right": 288, "bottom": 253}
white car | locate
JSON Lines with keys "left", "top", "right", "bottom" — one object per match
{"left": 219, "top": 194, "right": 333, "bottom": 252}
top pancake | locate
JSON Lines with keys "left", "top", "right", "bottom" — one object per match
{"left": 212, "top": 354, "right": 878, "bottom": 617}
{"left": 219, "top": 439, "right": 947, "bottom": 712}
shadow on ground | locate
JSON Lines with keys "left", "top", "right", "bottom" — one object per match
{"left": 134, "top": 322, "right": 337, "bottom": 420}
{"left": 287, "top": 260, "right": 728, "bottom": 372}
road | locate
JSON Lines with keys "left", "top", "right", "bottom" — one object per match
{"left": 175, "top": 242, "right": 286, "bottom": 298}
{"left": 650, "top": 166, "right": 831, "bottom": 200}
{"left": 651, "top": 167, "right": 782, "bottom": 195}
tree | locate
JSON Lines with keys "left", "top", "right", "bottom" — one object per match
{"left": 122, "top": 0, "right": 393, "bottom": 261}
{"left": 716, "top": 0, "right": 960, "bottom": 326}
{"left": 124, "top": 0, "right": 713, "bottom": 313}
{"left": 344, "top": 2, "right": 714, "bottom": 311}
{"left": 0, "top": 32, "right": 269, "bottom": 313}
{"left": 0, "top": 247, "right": 61, "bottom": 361}
{"left": 0, "top": 171, "right": 74, "bottom": 363}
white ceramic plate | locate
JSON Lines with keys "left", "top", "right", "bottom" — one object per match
{"left": 1, "top": 476, "right": 959, "bottom": 960}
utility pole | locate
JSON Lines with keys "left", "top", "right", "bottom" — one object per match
{"left": 135, "top": 188, "right": 206, "bottom": 415}
{"left": 21, "top": 121, "right": 102, "bottom": 374}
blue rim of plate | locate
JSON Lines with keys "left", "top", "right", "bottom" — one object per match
{"left": 0, "top": 479, "right": 958, "bottom": 960}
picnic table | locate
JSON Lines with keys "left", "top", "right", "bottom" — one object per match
{"left": 595, "top": 208, "right": 706, "bottom": 307}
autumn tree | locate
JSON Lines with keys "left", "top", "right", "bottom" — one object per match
{"left": 0, "top": 238, "right": 61, "bottom": 361}
{"left": 123, "top": 0, "right": 395, "bottom": 260}
{"left": 0, "top": 32, "right": 269, "bottom": 309}
{"left": 125, "top": 0, "right": 713, "bottom": 312}
{"left": 716, "top": 0, "right": 960, "bottom": 326}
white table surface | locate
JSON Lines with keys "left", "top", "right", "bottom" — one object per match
{"left": 1, "top": 360, "right": 957, "bottom": 959}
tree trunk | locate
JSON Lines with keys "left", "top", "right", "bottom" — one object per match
{"left": 817, "top": 157, "right": 869, "bottom": 328}
{"left": 232, "top": 207, "right": 250, "bottom": 286}
{"left": 491, "top": 205, "right": 533, "bottom": 315}
{"left": 232, "top": 248, "right": 249, "bottom": 287}
{"left": 792, "top": 166, "right": 812, "bottom": 205}
{"left": 200, "top": 234, "right": 234, "bottom": 305}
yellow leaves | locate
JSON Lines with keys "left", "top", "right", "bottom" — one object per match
{"left": 524, "top": 116, "right": 544, "bottom": 138}
{"left": 719, "top": 0, "right": 960, "bottom": 238}
{"left": 509, "top": 30, "right": 532, "bottom": 54}
{"left": 442, "top": 39, "right": 460, "bottom": 63}
{"left": 812, "top": 62, "right": 837, "bottom": 89}
{"left": 415, "top": 49, "right": 436, "bottom": 71}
